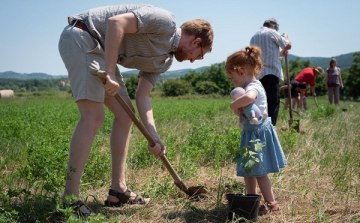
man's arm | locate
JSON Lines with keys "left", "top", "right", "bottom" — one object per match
{"left": 339, "top": 70, "right": 344, "bottom": 88}
{"left": 311, "top": 86, "right": 316, "bottom": 97}
{"left": 279, "top": 84, "right": 291, "bottom": 92}
{"left": 135, "top": 76, "right": 165, "bottom": 156}
{"left": 279, "top": 33, "right": 292, "bottom": 56}
{"left": 325, "top": 71, "right": 328, "bottom": 91}
{"left": 104, "top": 13, "right": 138, "bottom": 96}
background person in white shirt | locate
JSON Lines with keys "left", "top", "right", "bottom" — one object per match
{"left": 250, "top": 18, "right": 291, "bottom": 126}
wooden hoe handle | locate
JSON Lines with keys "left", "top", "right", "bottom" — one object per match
{"left": 91, "top": 70, "right": 185, "bottom": 186}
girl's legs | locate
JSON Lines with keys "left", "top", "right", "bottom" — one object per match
{"left": 63, "top": 100, "right": 105, "bottom": 201}
{"left": 244, "top": 175, "right": 276, "bottom": 202}
{"left": 284, "top": 97, "right": 289, "bottom": 110}
{"left": 256, "top": 175, "right": 275, "bottom": 203}
{"left": 302, "top": 96, "right": 308, "bottom": 109}
{"left": 328, "top": 87, "right": 334, "bottom": 104}
{"left": 244, "top": 177, "right": 257, "bottom": 194}
{"left": 257, "top": 175, "right": 279, "bottom": 213}
{"left": 295, "top": 95, "right": 301, "bottom": 110}
{"left": 104, "top": 95, "right": 139, "bottom": 202}
{"left": 299, "top": 92, "right": 304, "bottom": 109}
{"left": 291, "top": 96, "right": 297, "bottom": 110}
{"left": 334, "top": 86, "right": 340, "bottom": 105}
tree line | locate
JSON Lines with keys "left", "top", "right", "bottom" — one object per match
{"left": 280, "top": 52, "right": 360, "bottom": 100}
{"left": 155, "top": 52, "right": 360, "bottom": 100}
{"left": 0, "top": 78, "right": 69, "bottom": 93}
{"left": 1, "top": 53, "right": 360, "bottom": 100}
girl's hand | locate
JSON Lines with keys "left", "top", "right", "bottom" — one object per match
{"left": 240, "top": 111, "right": 246, "bottom": 119}
{"left": 104, "top": 75, "right": 120, "bottom": 96}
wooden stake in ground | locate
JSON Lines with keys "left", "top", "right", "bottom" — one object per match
{"left": 285, "top": 55, "right": 293, "bottom": 125}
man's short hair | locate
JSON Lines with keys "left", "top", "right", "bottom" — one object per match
{"left": 263, "top": 18, "right": 279, "bottom": 30}
{"left": 180, "top": 19, "right": 214, "bottom": 52}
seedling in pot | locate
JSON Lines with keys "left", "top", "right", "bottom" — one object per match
{"left": 228, "top": 140, "right": 265, "bottom": 221}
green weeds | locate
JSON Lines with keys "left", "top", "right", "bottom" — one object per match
{"left": 1, "top": 96, "right": 360, "bottom": 222}
{"left": 310, "top": 104, "right": 336, "bottom": 120}
{"left": 184, "top": 123, "right": 240, "bottom": 168}
{"left": 280, "top": 127, "right": 299, "bottom": 153}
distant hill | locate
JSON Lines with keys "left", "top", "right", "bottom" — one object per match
{"left": 0, "top": 71, "right": 67, "bottom": 80}
{"left": 287, "top": 52, "right": 356, "bottom": 70}
{"left": 121, "top": 66, "right": 208, "bottom": 79}
{"left": 0, "top": 67, "right": 209, "bottom": 80}
{"left": 0, "top": 52, "right": 357, "bottom": 80}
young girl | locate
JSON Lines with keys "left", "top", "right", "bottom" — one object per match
{"left": 225, "top": 46, "right": 287, "bottom": 215}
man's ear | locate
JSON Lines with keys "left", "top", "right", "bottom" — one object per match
{"left": 192, "top": 37, "right": 202, "bottom": 46}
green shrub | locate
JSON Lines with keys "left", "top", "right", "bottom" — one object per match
{"left": 195, "top": 81, "right": 220, "bottom": 94}
{"left": 310, "top": 104, "right": 336, "bottom": 120}
{"left": 125, "top": 75, "right": 139, "bottom": 99}
{"left": 162, "top": 78, "right": 193, "bottom": 96}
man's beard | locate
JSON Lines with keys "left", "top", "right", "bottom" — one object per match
{"left": 174, "top": 47, "right": 188, "bottom": 62}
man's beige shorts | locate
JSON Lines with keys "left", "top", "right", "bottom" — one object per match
{"left": 58, "top": 25, "right": 128, "bottom": 102}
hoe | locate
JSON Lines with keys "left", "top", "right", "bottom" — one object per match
{"left": 92, "top": 70, "right": 208, "bottom": 200}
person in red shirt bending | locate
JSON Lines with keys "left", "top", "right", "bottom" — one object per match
{"left": 294, "top": 67, "right": 323, "bottom": 109}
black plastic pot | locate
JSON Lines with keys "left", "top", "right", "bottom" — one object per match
{"left": 226, "top": 193, "right": 261, "bottom": 222}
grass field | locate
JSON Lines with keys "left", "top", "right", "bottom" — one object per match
{"left": 0, "top": 94, "right": 359, "bottom": 223}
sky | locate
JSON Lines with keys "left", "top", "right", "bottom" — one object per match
{"left": 0, "top": 0, "right": 359, "bottom": 76}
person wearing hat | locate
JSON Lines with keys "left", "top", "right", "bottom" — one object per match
{"left": 294, "top": 67, "right": 323, "bottom": 109}
{"left": 250, "top": 18, "right": 292, "bottom": 126}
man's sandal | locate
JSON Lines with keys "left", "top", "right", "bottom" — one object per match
{"left": 63, "top": 200, "right": 91, "bottom": 217}
{"left": 258, "top": 201, "right": 279, "bottom": 216}
{"left": 104, "top": 188, "right": 147, "bottom": 207}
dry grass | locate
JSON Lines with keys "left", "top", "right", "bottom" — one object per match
{"left": 82, "top": 161, "right": 360, "bottom": 222}
{"left": 77, "top": 104, "right": 360, "bottom": 223}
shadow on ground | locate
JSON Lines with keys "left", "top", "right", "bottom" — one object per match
{"left": 163, "top": 204, "right": 229, "bottom": 223}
